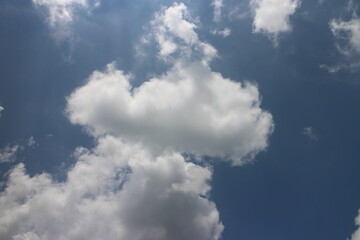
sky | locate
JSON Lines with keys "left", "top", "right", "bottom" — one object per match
{"left": 0, "top": 0, "right": 360, "bottom": 239}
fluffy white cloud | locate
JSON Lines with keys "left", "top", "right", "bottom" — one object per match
{"left": 32, "top": 0, "right": 99, "bottom": 42}
{"left": 250, "top": 0, "right": 300, "bottom": 40}
{"left": 0, "top": 136, "right": 223, "bottom": 240}
{"left": 0, "top": 106, "right": 3, "bottom": 117}
{"left": 0, "top": 144, "right": 19, "bottom": 163}
{"left": 67, "top": 61, "right": 273, "bottom": 165}
{"left": 0, "top": 3, "right": 273, "bottom": 240}
{"left": 67, "top": 3, "right": 273, "bottom": 165}
{"left": 349, "top": 210, "right": 360, "bottom": 240}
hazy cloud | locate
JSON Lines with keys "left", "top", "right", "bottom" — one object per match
{"left": 326, "top": 17, "right": 360, "bottom": 72}
{"left": 27, "top": 136, "right": 38, "bottom": 148}
{"left": 211, "top": 28, "right": 231, "bottom": 37}
{"left": 303, "top": 127, "right": 319, "bottom": 141}
{"left": 0, "top": 144, "right": 19, "bottom": 163}
{"left": 0, "top": 106, "right": 4, "bottom": 117}
{"left": 32, "top": 0, "right": 99, "bottom": 42}
{"left": 212, "top": 0, "right": 223, "bottom": 22}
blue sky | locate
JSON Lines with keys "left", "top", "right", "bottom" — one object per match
{"left": 1, "top": 0, "right": 360, "bottom": 239}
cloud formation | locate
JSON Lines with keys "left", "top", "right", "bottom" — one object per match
{"left": 326, "top": 17, "right": 360, "bottom": 72}
{"left": 0, "top": 144, "right": 19, "bottom": 163}
{"left": 0, "top": 106, "right": 3, "bottom": 118}
{"left": 32, "top": 0, "right": 99, "bottom": 42}
{"left": 212, "top": 0, "right": 223, "bottom": 22}
{"left": 67, "top": 3, "right": 273, "bottom": 165}
{"left": 0, "top": 137, "right": 223, "bottom": 240}
{"left": 349, "top": 210, "right": 360, "bottom": 240}
{"left": 0, "top": 3, "right": 273, "bottom": 240}
{"left": 250, "top": 0, "right": 300, "bottom": 41}
{"left": 303, "top": 127, "right": 319, "bottom": 141}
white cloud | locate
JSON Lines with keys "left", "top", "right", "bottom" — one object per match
{"left": 0, "top": 144, "right": 19, "bottom": 163}
{"left": 27, "top": 136, "right": 37, "bottom": 148}
{"left": 32, "top": 0, "right": 99, "bottom": 42}
{"left": 212, "top": 0, "right": 223, "bottom": 22}
{"left": 349, "top": 210, "right": 360, "bottom": 240}
{"left": 67, "top": 61, "right": 273, "bottom": 165}
{"left": 0, "top": 136, "right": 223, "bottom": 240}
{"left": 211, "top": 28, "right": 232, "bottom": 37}
{"left": 67, "top": 3, "right": 273, "bottom": 165}
{"left": 0, "top": 3, "right": 274, "bottom": 240}
{"left": 149, "top": 2, "right": 217, "bottom": 63}
{"left": 250, "top": 0, "right": 300, "bottom": 42}
{"left": 0, "top": 106, "right": 4, "bottom": 117}
{"left": 303, "top": 127, "right": 319, "bottom": 141}
{"left": 322, "top": 1, "right": 360, "bottom": 72}
{"left": 326, "top": 17, "right": 360, "bottom": 72}
{"left": 330, "top": 18, "right": 360, "bottom": 55}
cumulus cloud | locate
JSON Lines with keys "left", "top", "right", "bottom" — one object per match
{"left": 0, "top": 106, "right": 4, "bottom": 117}
{"left": 0, "top": 144, "right": 19, "bottom": 163}
{"left": 0, "top": 3, "right": 273, "bottom": 240}
{"left": 67, "top": 3, "right": 273, "bottom": 165}
{"left": 349, "top": 210, "right": 360, "bottom": 240}
{"left": 250, "top": 0, "right": 300, "bottom": 42}
{"left": 0, "top": 136, "right": 223, "bottom": 240}
{"left": 32, "top": 0, "right": 99, "bottom": 42}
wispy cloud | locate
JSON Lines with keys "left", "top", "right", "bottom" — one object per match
{"left": 0, "top": 144, "right": 19, "bottom": 163}
{"left": 27, "top": 136, "right": 38, "bottom": 148}
{"left": 212, "top": 0, "right": 223, "bottom": 22}
{"left": 211, "top": 28, "right": 231, "bottom": 37}
{"left": 349, "top": 210, "right": 360, "bottom": 240}
{"left": 303, "top": 127, "right": 319, "bottom": 141}
{"left": 322, "top": 1, "right": 360, "bottom": 72}
{"left": 32, "top": 0, "right": 99, "bottom": 43}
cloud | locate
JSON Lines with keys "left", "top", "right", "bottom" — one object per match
{"left": 0, "top": 106, "right": 4, "bottom": 118}
{"left": 325, "top": 17, "right": 360, "bottom": 72}
{"left": 0, "top": 3, "right": 273, "bottom": 239}
{"left": 27, "top": 136, "right": 38, "bottom": 148}
{"left": 349, "top": 210, "right": 360, "bottom": 240}
{"left": 303, "top": 127, "right": 319, "bottom": 141}
{"left": 67, "top": 3, "right": 273, "bottom": 165}
{"left": 0, "top": 144, "right": 19, "bottom": 163}
{"left": 0, "top": 136, "right": 223, "bottom": 240}
{"left": 250, "top": 0, "right": 300, "bottom": 42}
{"left": 211, "top": 28, "right": 232, "bottom": 37}
{"left": 32, "top": 0, "right": 99, "bottom": 42}
{"left": 330, "top": 18, "right": 360, "bottom": 55}
{"left": 212, "top": 0, "right": 223, "bottom": 22}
